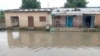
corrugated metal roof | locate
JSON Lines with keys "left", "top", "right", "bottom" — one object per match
{"left": 4, "top": 8, "right": 100, "bottom": 14}
{"left": 52, "top": 8, "right": 100, "bottom": 15}
{"left": 5, "top": 8, "right": 51, "bottom": 12}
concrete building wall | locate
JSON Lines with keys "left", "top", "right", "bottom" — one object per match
{"left": 52, "top": 16, "right": 66, "bottom": 27}
{"left": 5, "top": 12, "right": 52, "bottom": 28}
{"left": 95, "top": 14, "right": 100, "bottom": 26}
{"left": 60, "top": 16, "right": 66, "bottom": 27}
{"left": 73, "top": 15, "right": 83, "bottom": 28}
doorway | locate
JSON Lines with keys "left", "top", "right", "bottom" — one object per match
{"left": 28, "top": 16, "right": 34, "bottom": 27}
{"left": 11, "top": 16, "right": 19, "bottom": 27}
{"left": 83, "top": 15, "right": 95, "bottom": 28}
{"left": 66, "top": 16, "right": 73, "bottom": 28}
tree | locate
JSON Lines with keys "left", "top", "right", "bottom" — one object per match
{"left": 21, "top": 0, "right": 41, "bottom": 9}
{"left": 64, "top": 0, "right": 88, "bottom": 8}
{"left": 0, "top": 10, "right": 5, "bottom": 19}
{"left": 0, "top": 10, "right": 5, "bottom": 23}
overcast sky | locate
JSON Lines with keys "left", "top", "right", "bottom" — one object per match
{"left": 0, "top": 0, "right": 100, "bottom": 10}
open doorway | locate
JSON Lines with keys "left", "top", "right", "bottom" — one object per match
{"left": 11, "top": 16, "right": 19, "bottom": 27}
{"left": 83, "top": 15, "right": 95, "bottom": 28}
{"left": 85, "top": 16, "right": 91, "bottom": 28}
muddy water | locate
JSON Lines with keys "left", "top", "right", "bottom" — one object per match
{"left": 0, "top": 30, "right": 100, "bottom": 56}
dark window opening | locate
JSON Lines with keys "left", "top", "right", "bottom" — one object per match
{"left": 11, "top": 16, "right": 19, "bottom": 27}
{"left": 39, "top": 16, "right": 46, "bottom": 22}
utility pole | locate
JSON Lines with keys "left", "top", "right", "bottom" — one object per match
{"left": 47, "top": 0, "right": 50, "bottom": 8}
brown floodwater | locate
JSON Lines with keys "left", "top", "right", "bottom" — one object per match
{"left": 0, "top": 30, "right": 100, "bottom": 56}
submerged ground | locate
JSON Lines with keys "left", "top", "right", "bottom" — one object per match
{"left": 0, "top": 30, "right": 100, "bottom": 56}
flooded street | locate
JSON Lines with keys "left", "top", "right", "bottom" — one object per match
{"left": 0, "top": 30, "right": 100, "bottom": 56}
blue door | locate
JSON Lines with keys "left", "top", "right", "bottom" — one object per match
{"left": 66, "top": 16, "right": 73, "bottom": 28}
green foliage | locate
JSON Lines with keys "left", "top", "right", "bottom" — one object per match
{"left": 0, "top": 15, "right": 5, "bottom": 19}
{"left": 64, "top": 0, "right": 88, "bottom": 8}
{"left": 0, "top": 10, "right": 5, "bottom": 19}
{"left": 21, "top": 0, "right": 41, "bottom": 9}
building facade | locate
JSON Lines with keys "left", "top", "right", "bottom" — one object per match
{"left": 51, "top": 8, "right": 100, "bottom": 28}
{"left": 4, "top": 9, "right": 52, "bottom": 29}
{"left": 4, "top": 8, "right": 100, "bottom": 30}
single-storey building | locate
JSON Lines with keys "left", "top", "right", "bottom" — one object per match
{"left": 51, "top": 8, "right": 100, "bottom": 28}
{"left": 4, "top": 9, "right": 52, "bottom": 29}
{"left": 4, "top": 8, "right": 100, "bottom": 31}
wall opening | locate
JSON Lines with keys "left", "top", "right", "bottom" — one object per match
{"left": 85, "top": 16, "right": 91, "bottom": 28}
{"left": 11, "top": 16, "right": 19, "bottom": 27}
{"left": 83, "top": 15, "right": 95, "bottom": 28}
{"left": 39, "top": 16, "right": 46, "bottom": 22}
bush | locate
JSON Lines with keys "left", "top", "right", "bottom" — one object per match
{"left": 0, "top": 15, "right": 5, "bottom": 19}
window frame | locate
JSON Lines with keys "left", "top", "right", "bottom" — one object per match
{"left": 39, "top": 16, "right": 46, "bottom": 22}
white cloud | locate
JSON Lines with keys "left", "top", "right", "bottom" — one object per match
{"left": 0, "top": 0, "right": 100, "bottom": 10}
{"left": 39, "top": 0, "right": 66, "bottom": 8}
{"left": 0, "top": 0, "right": 21, "bottom": 10}
{"left": 87, "top": 0, "right": 100, "bottom": 7}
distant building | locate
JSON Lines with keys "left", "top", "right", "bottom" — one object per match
{"left": 4, "top": 9, "right": 52, "bottom": 29}
{"left": 51, "top": 8, "right": 100, "bottom": 28}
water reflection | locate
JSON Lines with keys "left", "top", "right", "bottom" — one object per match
{"left": 7, "top": 30, "right": 100, "bottom": 48}
{"left": 0, "top": 30, "right": 99, "bottom": 56}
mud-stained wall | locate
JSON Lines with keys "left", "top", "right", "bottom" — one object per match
{"left": 73, "top": 15, "right": 83, "bottom": 28}
{"left": 52, "top": 16, "right": 66, "bottom": 27}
